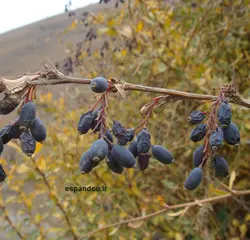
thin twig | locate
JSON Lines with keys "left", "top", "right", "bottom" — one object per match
{"left": 80, "top": 189, "right": 250, "bottom": 239}
{"left": 0, "top": 204, "right": 26, "bottom": 240}
{"left": 30, "top": 157, "right": 79, "bottom": 240}
{"left": 212, "top": 177, "right": 250, "bottom": 212}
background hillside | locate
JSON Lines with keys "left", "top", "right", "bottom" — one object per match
{"left": 0, "top": 1, "right": 115, "bottom": 77}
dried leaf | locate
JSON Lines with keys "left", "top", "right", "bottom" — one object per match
{"left": 209, "top": 183, "right": 228, "bottom": 196}
{"left": 179, "top": 206, "right": 189, "bottom": 220}
{"left": 167, "top": 209, "right": 185, "bottom": 217}
{"left": 109, "top": 225, "right": 120, "bottom": 235}
{"left": 229, "top": 171, "right": 236, "bottom": 190}
{"left": 128, "top": 221, "right": 143, "bottom": 229}
{"left": 114, "top": 84, "right": 126, "bottom": 98}
{"left": 116, "top": 25, "right": 133, "bottom": 39}
{"left": 0, "top": 76, "right": 35, "bottom": 92}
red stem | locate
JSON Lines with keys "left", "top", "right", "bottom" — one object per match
{"left": 134, "top": 95, "right": 166, "bottom": 131}
{"left": 200, "top": 89, "right": 226, "bottom": 167}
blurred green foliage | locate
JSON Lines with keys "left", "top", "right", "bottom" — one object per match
{"left": 1, "top": 0, "right": 250, "bottom": 239}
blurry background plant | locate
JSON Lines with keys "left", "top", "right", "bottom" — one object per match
{"left": 0, "top": 0, "right": 250, "bottom": 239}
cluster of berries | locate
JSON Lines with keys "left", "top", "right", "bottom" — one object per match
{"left": 77, "top": 77, "right": 175, "bottom": 174}
{"left": 184, "top": 100, "right": 240, "bottom": 190}
{"left": 78, "top": 119, "right": 175, "bottom": 174}
{"left": 0, "top": 101, "right": 46, "bottom": 182}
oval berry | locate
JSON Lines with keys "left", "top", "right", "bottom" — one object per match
{"left": 30, "top": 118, "right": 46, "bottom": 143}
{"left": 217, "top": 101, "right": 232, "bottom": 126}
{"left": 193, "top": 145, "right": 205, "bottom": 167}
{"left": 19, "top": 101, "right": 36, "bottom": 129}
{"left": 212, "top": 155, "right": 229, "bottom": 177}
{"left": 190, "top": 124, "right": 207, "bottom": 142}
{"left": 222, "top": 122, "right": 240, "bottom": 146}
{"left": 188, "top": 110, "right": 205, "bottom": 125}
{"left": 90, "top": 77, "right": 108, "bottom": 93}
{"left": 128, "top": 141, "right": 138, "bottom": 158}
{"left": 112, "top": 120, "right": 130, "bottom": 145}
{"left": 138, "top": 153, "right": 150, "bottom": 171}
{"left": 152, "top": 145, "right": 174, "bottom": 164}
{"left": 127, "top": 128, "right": 135, "bottom": 142}
{"left": 19, "top": 131, "right": 36, "bottom": 156}
{"left": 184, "top": 167, "right": 203, "bottom": 190}
{"left": 106, "top": 151, "right": 123, "bottom": 174}
{"left": 79, "top": 150, "right": 94, "bottom": 174}
{"left": 0, "top": 95, "right": 20, "bottom": 115}
{"left": 137, "top": 128, "right": 151, "bottom": 154}
{"left": 209, "top": 127, "right": 224, "bottom": 151}
{"left": 77, "top": 110, "right": 96, "bottom": 134}
{"left": 111, "top": 145, "right": 136, "bottom": 168}
{"left": 90, "top": 139, "right": 109, "bottom": 162}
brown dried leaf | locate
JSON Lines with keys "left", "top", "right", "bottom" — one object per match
{"left": 116, "top": 25, "right": 133, "bottom": 39}
{"left": 0, "top": 76, "right": 31, "bottom": 93}
{"left": 128, "top": 221, "right": 143, "bottom": 229}
{"left": 109, "top": 225, "right": 120, "bottom": 236}
{"left": 229, "top": 171, "right": 236, "bottom": 190}
{"left": 114, "top": 84, "right": 126, "bottom": 98}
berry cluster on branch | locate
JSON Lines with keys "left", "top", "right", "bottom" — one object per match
{"left": 0, "top": 59, "right": 249, "bottom": 190}
{"left": 184, "top": 88, "right": 240, "bottom": 190}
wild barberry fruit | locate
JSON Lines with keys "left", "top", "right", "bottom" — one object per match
{"left": 222, "top": 122, "right": 240, "bottom": 146}
{"left": 112, "top": 120, "right": 130, "bottom": 145}
{"left": 212, "top": 155, "right": 229, "bottom": 177}
{"left": 19, "top": 131, "right": 36, "bottom": 156}
{"left": 128, "top": 141, "right": 138, "bottom": 158}
{"left": 209, "top": 127, "right": 224, "bottom": 151}
{"left": 127, "top": 128, "right": 135, "bottom": 142}
{"left": 111, "top": 144, "right": 136, "bottom": 168}
{"left": 10, "top": 119, "right": 22, "bottom": 139}
{"left": 188, "top": 110, "right": 205, "bottom": 125}
{"left": 0, "top": 125, "right": 12, "bottom": 144}
{"left": 79, "top": 150, "right": 94, "bottom": 174}
{"left": 90, "top": 77, "right": 108, "bottom": 93}
{"left": 190, "top": 124, "right": 207, "bottom": 142}
{"left": 0, "top": 123, "right": 22, "bottom": 144}
{"left": 138, "top": 153, "right": 150, "bottom": 171}
{"left": 184, "top": 167, "right": 203, "bottom": 190}
{"left": 193, "top": 145, "right": 205, "bottom": 167}
{"left": 152, "top": 145, "right": 174, "bottom": 164}
{"left": 106, "top": 151, "right": 123, "bottom": 174}
{"left": 217, "top": 101, "right": 232, "bottom": 127}
{"left": 77, "top": 110, "right": 96, "bottom": 134}
{"left": 0, "top": 95, "right": 20, "bottom": 115}
{"left": 90, "top": 139, "right": 109, "bottom": 162}
{"left": 137, "top": 128, "right": 151, "bottom": 154}
{"left": 30, "top": 118, "right": 46, "bottom": 143}
{"left": 19, "top": 101, "right": 36, "bottom": 129}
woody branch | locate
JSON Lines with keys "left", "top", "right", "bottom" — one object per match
{"left": 0, "top": 59, "right": 249, "bottom": 108}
